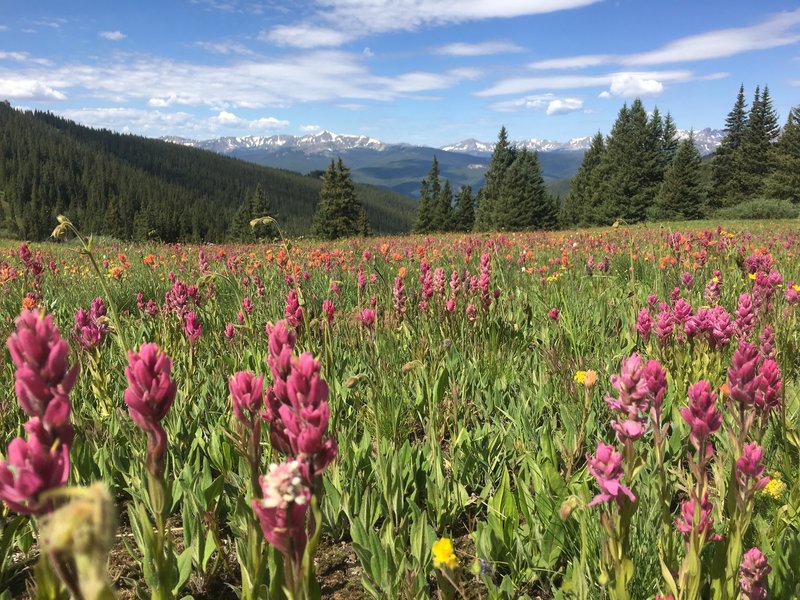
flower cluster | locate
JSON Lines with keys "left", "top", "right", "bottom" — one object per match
{"left": 123, "top": 343, "right": 177, "bottom": 478}
{"left": 586, "top": 442, "right": 636, "bottom": 507}
{"left": 0, "top": 310, "right": 77, "bottom": 515}
{"left": 253, "top": 320, "right": 338, "bottom": 562}
{"left": 73, "top": 297, "right": 110, "bottom": 350}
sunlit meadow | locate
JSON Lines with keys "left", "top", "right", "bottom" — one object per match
{"left": 0, "top": 219, "right": 799, "bottom": 599}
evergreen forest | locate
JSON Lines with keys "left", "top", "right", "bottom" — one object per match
{"left": 0, "top": 103, "right": 415, "bottom": 242}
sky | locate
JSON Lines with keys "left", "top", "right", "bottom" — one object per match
{"left": 1, "top": 1, "right": 799, "bottom": 147}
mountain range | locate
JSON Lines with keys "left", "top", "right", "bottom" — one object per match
{"left": 162, "top": 128, "right": 724, "bottom": 198}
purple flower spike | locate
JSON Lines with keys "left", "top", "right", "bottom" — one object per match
{"left": 586, "top": 442, "right": 635, "bottom": 507}
{"left": 676, "top": 493, "right": 720, "bottom": 542}
{"left": 739, "top": 548, "right": 771, "bottom": 600}
{"left": 728, "top": 341, "right": 760, "bottom": 408}
{"left": 252, "top": 460, "right": 310, "bottom": 562}
{"left": 230, "top": 371, "right": 265, "bottom": 427}
{"left": 680, "top": 380, "right": 721, "bottom": 449}
{"left": 124, "top": 343, "right": 177, "bottom": 477}
{"left": 736, "top": 443, "right": 770, "bottom": 493}
{"left": 0, "top": 436, "right": 70, "bottom": 516}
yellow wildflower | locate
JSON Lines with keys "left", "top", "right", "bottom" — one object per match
{"left": 574, "top": 370, "right": 597, "bottom": 388}
{"left": 793, "top": 284, "right": 800, "bottom": 293}
{"left": 761, "top": 475, "right": 786, "bottom": 500}
{"left": 432, "top": 538, "right": 458, "bottom": 570}
{"left": 748, "top": 273, "right": 757, "bottom": 280}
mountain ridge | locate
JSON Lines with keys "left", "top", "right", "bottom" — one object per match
{"left": 162, "top": 127, "right": 725, "bottom": 157}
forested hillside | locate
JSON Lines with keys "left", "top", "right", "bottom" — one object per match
{"left": 0, "top": 103, "right": 416, "bottom": 241}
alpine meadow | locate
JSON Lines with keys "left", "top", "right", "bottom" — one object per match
{"left": 1, "top": 1, "right": 800, "bottom": 599}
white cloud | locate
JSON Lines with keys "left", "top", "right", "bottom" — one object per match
{"left": 532, "top": 8, "right": 800, "bottom": 69}
{"left": 607, "top": 73, "right": 663, "bottom": 97}
{"left": 478, "top": 70, "right": 697, "bottom": 97}
{"left": 0, "top": 51, "right": 30, "bottom": 61}
{"left": 301, "top": 124, "right": 321, "bottom": 132}
{"left": 58, "top": 106, "right": 287, "bottom": 137}
{"left": 489, "top": 93, "right": 584, "bottom": 114}
{"left": 337, "top": 103, "right": 367, "bottom": 110}
{"left": 362, "top": 47, "right": 374, "bottom": 57}
{"left": 99, "top": 31, "right": 126, "bottom": 41}
{"left": 531, "top": 54, "right": 614, "bottom": 69}
{"left": 434, "top": 40, "right": 524, "bottom": 56}
{"left": 59, "top": 107, "right": 196, "bottom": 133}
{"left": 262, "top": 25, "right": 353, "bottom": 48}
{"left": 250, "top": 116, "right": 289, "bottom": 129}
{"left": 546, "top": 97, "right": 583, "bottom": 115}
{"left": 33, "top": 18, "right": 67, "bottom": 29}
{"left": 263, "top": 0, "right": 601, "bottom": 47}
{"left": 193, "top": 40, "right": 254, "bottom": 55}
{"left": 0, "top": 25, "right": 9, "bottom": 32}
{"left": 212, "top": 110, "right": 242, "bottom": 125}
{"left": 0, "top": 78, "right": 66, "bottom": 101}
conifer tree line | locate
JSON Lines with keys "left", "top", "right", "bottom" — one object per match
{"left": 414, "top": 129, "right": 559, "bottom": 234}
{"left": 562, "top": 86, "right": 800, "bottom": 227}
{"left": 413, "top": 156, "right": 478, "bottom": 233}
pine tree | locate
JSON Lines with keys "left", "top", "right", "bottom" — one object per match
{"left": 653, "top": 134, "right": 707, "bottom": 220}
{"left": 593, "top": 99, "right": 662, "bottom": 223}
{"left": 452, "top": 185, "right": 475, "bottom": 232}
{"left": 765, "top": 106, "right": 800, "bottom": 203}
{"left": 561, "top": 131, "right": 605, "bottom": 226}
{"left": 738, "top": 85, "right": 780, "bottom": 199}
{"left": 247, "top": 184, "right": 274, "bottom": 240}
{"left": 711, "top": 84, "right": 749, "bottom": 207}
{"left": 311, "top": 159, "right": 366, "bottom": 239}
{"left": 494, "top": 149, "right": 553, "bottom": 231}
{"left": 414, "top": 159, "right": 440, "bottom": 233}
{"left": 357, "top": 208, "right": 372, "bottom": 237}
{"left": 662, "top": 112, "right": 679, "bottom": 164}
{"left": 474, "top": 126, "right": 516, "bottom": 231}
{"left": 432, "top": 178, "right": 454, "bottom": 232}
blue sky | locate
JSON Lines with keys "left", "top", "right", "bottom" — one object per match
{"left": 1, "top": 1, "right": 798, "bottom": 146}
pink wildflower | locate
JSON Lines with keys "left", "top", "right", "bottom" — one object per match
{"left": 586, "top": 442, "right": 635, "bottom": 507}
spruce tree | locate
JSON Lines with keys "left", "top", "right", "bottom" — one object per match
{"left": 738, "top": 85, "right": 780, "bottom": 199}
{"left": 311, "top": 159, "right": 366, "bottom": 239}
{"left": 452, "top": 185, "right": 475, "bottom": 232}
{"left": 413, "top": 160, "right": 439, "bottom": 233}
{"left": 432, "top": 178, "right": 454, "bottom": 232}
{"left": 653, "top": 134, "right": 707, "bottom": 220}
{"left": 765, "top": 106, "right": 800, "bottom": 203}
{"left": 662, "top": 112, "right": 679, "bottom": 164}
{"left": 248, "top": 184, "right": 274, "bottom": 240}
{"left": 711, "top": 84, "right": 749, "bottom": 207}
{"left": 494, "top": 149, "right": 553, "bottom": 231}
{"left": 561, "top": 131, "right": 605, "bottom": 226}
{"left": 593, "top": 99, "right": 662, "bottom": 223}
{"left": 474, "top": 126, "right": 515, "bottom": 231}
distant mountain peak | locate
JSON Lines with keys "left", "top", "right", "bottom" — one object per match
{"left": 161, "top": 130, "right": 387, "bottom": 154}
{"left": 440, "top": 129, "right": 724, "bottom": 157}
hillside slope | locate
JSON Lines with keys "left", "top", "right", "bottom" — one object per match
{"left": 0, "top": 103, "right": 416, "bottom": 241}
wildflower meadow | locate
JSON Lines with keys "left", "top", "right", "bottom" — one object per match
{"left": 0, "top": 218, "right": 799, "bottom": 599}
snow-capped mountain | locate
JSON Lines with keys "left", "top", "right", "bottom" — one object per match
{"left": 163, "top": 130, "right": 386, "bottom": 154}
{"left": 676, "top": 128, "right": 726, "bottom": 156}
{"left": 440, "top": 136, "right": 593, "bottom": 156}
{"left": 443, "top": 129, "right": 724, "bottom": 157}
{"left": 439, "top": 138, "right": 496, "bottom": 155}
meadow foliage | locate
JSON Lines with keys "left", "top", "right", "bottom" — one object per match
{"left": 0, "top": 218, "right": 799, "bottom": 599}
